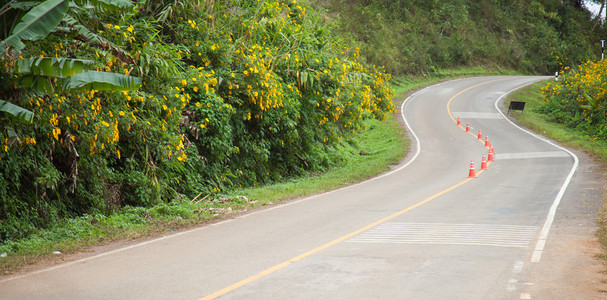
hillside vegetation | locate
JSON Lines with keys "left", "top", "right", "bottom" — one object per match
{"left": 323, "top": 0, "right": 603, "bottom": 75}
{"left": 0, "top": 0, "right": 604, "bottom": 249}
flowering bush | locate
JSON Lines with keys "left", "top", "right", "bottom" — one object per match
{"left": 539, "top": 59, "right": 607, "bottom": 140}
{"left": 0, "top": 0, "right": 394, "bottom": 241}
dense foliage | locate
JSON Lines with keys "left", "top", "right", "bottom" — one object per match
{"left": 539, "top": 59, "right": 607, "bottom": 140}
{"left": 0, "top": 0, "right": 394, "bottom": 241}
{"left": 322, "top": 0, "right": 604, "bottom": 75}
{"left": 1, "top": 0, "right": 604, "bottom": 244}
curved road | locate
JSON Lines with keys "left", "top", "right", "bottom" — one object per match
{"left": 0, "top": 76, "right": 592, "bottom": 299}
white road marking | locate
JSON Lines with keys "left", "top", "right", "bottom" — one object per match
{"left": 495, "top": 151, "right": 570, "bottom": 160}
{"left": 347, "top": 222, "right": 536, "bottom": 248}
{"left": 513, "top": 261, "right": 524, "bottom": 273}
{"left": 508, "top": 279, "right": 518, "bottom": 292}
{"left": 520, "top": 292, "right": 532, "bottom": 299}
{"left": 493, "top": 80, "right": 578, "bottom": 263}
{"left": 452, "top": 112, "right": 503, "bottom": 119}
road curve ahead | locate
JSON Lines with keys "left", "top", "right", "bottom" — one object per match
{"left": 0, "top": 76, "right": 580, "bottom": 300}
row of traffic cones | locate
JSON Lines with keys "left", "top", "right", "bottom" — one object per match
{"left": 468, "top": 145, "right": 495, "bottom": 178}
{"left": 458, "top": 116, "right": 495, "bottom": 178}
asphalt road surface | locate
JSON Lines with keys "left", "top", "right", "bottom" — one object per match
{"left": 0, "top": 76, "right": 599, "bottom": 299}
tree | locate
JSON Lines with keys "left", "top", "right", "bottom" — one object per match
{"left": 592, "top": 0, "right": 606, "bottom": 30}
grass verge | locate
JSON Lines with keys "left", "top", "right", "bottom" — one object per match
{"left": 506, "top": 80, "right": 607, "bottom": 253}
{"left": 0, "top": 66, "right": 514, "bottom": 275}
{"left": 0, "top": 116, "right": 407, "bottom": 275}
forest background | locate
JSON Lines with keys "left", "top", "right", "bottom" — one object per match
{"left": 0, "top": 0, "right": 605, "bottom": 268}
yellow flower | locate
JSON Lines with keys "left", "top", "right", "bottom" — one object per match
{"left": 114, "top": 25, "right": 120, "bottom": 30}
{"left": 181, "top": 80, "right": 187, "bottom": 86}
{"left": 52, "top": 127, "right": 61, "bottom": 141}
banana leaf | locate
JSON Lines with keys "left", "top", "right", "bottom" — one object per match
{"left": 72, "top": 0, "right": 133, "bottom": 11}
{"left": 64, "top": 71, "right": 142, "bottom": 91}
{"left": 16, "top": 57, "right": 93, "bottom": 77}
{"left": 0, "top": 100, "right": 34, "bottom": 123}
{"left": 1, "top": 0, "right": 69, "bottom": 51}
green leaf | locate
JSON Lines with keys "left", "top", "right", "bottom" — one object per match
{"left": 10, "top": 1, "right": 42, "bottom": 10}
{"left": 19, "top": 75, "right": 56, "bottom": 94}
{"left": 72, "top": 0, "right": 133, "bottom": 11}
{"left": 63, "top": 14, "right": 101, "bottom": 44}
{"left": 16, "top": 57, "right": 93, "bottom": 77}
{"left": 1, "top": 0, "right": 69, "bottom": 51}
{"left": 65, "top": 71, "right": 142, "bottom": 91}
{"left": 583, "top": 92, "right": 597, "bottom": 108}
{"left": 0, "top": 100, "right": 34, "bottom": 123}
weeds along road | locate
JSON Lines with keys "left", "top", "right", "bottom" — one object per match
{"left": 0, "top": 76, "right": 598, "bottom": 299}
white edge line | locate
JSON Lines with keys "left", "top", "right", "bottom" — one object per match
{"left": 492, "top": 77, "right": 579, "bottom": 263}
{"left": 0, "top": 78, "right": 446, "bottom": 284}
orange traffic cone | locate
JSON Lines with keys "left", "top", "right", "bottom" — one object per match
{"left": 485, "top": 136, "right": 490, "bottom": 147}
{"left": 477, "top": 129, "right": 482, "bottom": 140}
{"left": 488, "top": 143, "right": 494, "bottom": 162}
{"left": 457, "top": 116, "right": 461, "bottom": 126}
{"left": 468, "top": 160, "right": 477, "bottom": 178}
{"left": 480, "top": 154, "right": 488, "bottom": 170}
{"left": 465, "top": 122, "right": 470, "bottom": 132}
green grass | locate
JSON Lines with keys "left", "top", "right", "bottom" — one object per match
{"left": 506, "top": 80, "right": 607, "bottom": 254}
{"left": 0, "top": 66, "right": 518, "bottom": 275}
{"left": 237, "top": 117, "right": 407, "bottom": 203}
{"left": 0, "top": 116, "right": 407, "bottom": 275}
{"left": 507, "top": 81, "right": 607, "bottom": 161}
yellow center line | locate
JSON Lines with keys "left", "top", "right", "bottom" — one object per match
{"left": 200, "top": 78, "right": 508, "bottom": 299}
{"left": 446, "top": 78, "right": 506, "bottom": 123}
{"left": 445, "top": 78, "right": 509, "bottom": 171}
{"left": 446, "top": 78, "right": 507, "bottom": 142}
{"left": 200, "top": 176, "right": 474, "bottom": 299}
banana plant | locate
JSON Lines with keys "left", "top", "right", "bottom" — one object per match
{"left": 0, "top": 0, "right": 142, "bottom": 124}
{"left": 15, "top": 57, "right": 142, "bottom": 92}
{"left": 0, "top": 100, "right": 34, "bottom": 123}
{"left": 1, "top": 0, "right": 69, "bottom": 52}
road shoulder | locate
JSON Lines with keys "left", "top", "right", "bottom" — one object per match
{"left": 524, "top": 149, "right": 607, "bottom": 299}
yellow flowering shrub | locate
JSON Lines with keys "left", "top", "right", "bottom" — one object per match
{"left": 540, "top": 59, "right": 607, "bottom": 139}
{"left": 0, "top": 0, "right": 395, "bottom": 241}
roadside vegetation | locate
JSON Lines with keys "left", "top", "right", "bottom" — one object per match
{"left": 506, "top": 59, "right": 607, "bottom": 257}
{"left": 0, "top": 66, "right": 503, "bottom": 274}
{"left": 1, "top": 0, "right": 605, "bottom": 274}
{"left": 0, "top": 116, "right": 407, "bottom": 272}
